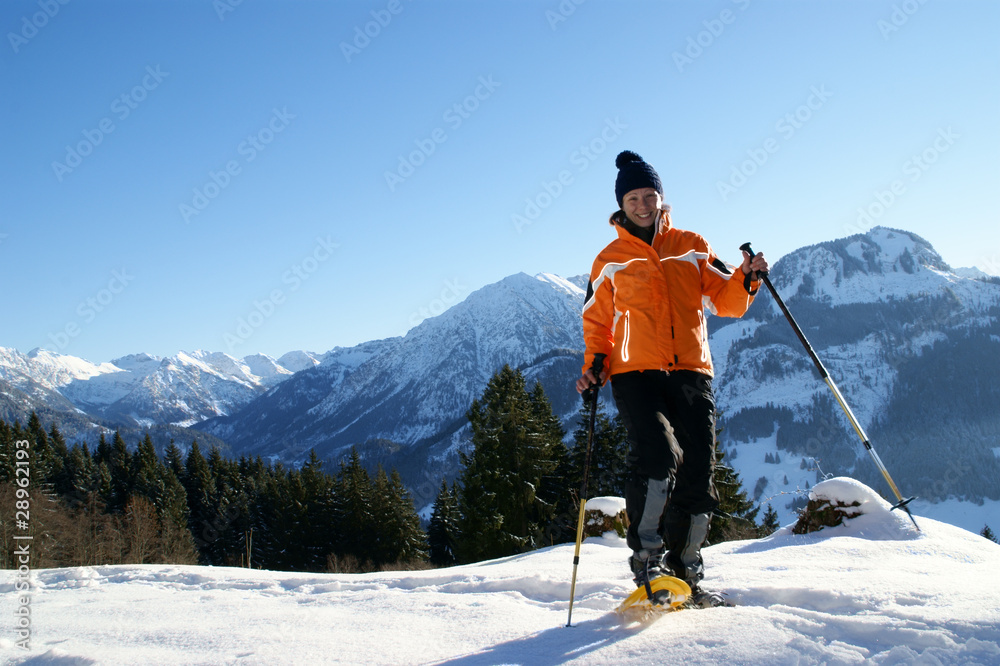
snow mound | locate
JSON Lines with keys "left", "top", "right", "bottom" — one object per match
{"left": 585, "top": 496, "right": 626, "bottom": 517}
{"left": 811, "top": 476, "right": 888, "bottom": 508}
{"left": 792, "top": 476, "right": 919, "bottom": 541}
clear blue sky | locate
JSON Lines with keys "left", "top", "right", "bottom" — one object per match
{"left": 2, "top": 0, "right": 998, "bottom": 363}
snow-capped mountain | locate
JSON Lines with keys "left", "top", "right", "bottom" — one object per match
{"left": 0, "top": 347, "right": 304, "bottom": 435}
{"left": 197, "top": 272, "right": 588, "bottom": 466}
{"left": 709, "top": 227, "right": 1000, "bottom": 521}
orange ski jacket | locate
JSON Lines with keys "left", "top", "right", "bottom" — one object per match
{"left": 582, "top": 211, "right": 759, "bottom": 380}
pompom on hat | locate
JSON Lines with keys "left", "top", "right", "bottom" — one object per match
{"left": 614, "top": 150, "right": 663, "bottom": 208}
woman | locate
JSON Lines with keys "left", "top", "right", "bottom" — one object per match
{"left": 576, "top": 150, "right": 768, "bottom": 607}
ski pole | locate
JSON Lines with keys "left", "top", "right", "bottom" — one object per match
{"left": 740, "top": 242, "right": 920, "bottom": 531}
{"left": 566, "top": 356, "right": 602, "bottom": 627}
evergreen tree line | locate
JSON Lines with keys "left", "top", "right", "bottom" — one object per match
{"left": 2, "top": 365, "right": 774, "bottom": 573}
{"left": 0, "top": 413, "right": 425, "bottom": 572}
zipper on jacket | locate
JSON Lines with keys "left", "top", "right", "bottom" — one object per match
{"left": 621, "top": 310, "right": 631, "bottom": 363}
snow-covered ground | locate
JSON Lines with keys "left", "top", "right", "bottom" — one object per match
{"left": 2, "top": 478, "right": 999, "bottom": 665}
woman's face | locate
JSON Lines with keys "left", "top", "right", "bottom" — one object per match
{"left": 622, "top": 188, "right": 662, "bottom": 228}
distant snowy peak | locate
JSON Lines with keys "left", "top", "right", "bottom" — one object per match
{"left": 459, "top": 272, "right": 584, "bottom": 319}
{"left": 277, "top": 350, "right": 323, "bottom": 373}
{"left": 954, "top": 266, "right": 997, "bottom": 281}
{"left": 0, "top": 346, "right": 122, "bottom": 390}
{"left": 243, "top": 354, "right": 294, "bottom": 387}
{"left": 770, "top": 226, "right": 967, "bottom": 305}
{"left": 109, "top": 353, "right": 161, "bottom": 377}
{"left": 534, "top": 272, "right": 586, "bottom": 298}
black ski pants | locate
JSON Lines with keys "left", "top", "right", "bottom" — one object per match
{"left": 611, "top": 370, "right": 720, "bottom": 579}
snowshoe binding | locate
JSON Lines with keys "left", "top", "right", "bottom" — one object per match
{"left": 617, "top": 549, "right": 691, "bottom": 618}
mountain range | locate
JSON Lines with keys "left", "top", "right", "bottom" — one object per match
{"left": 2, "top": 226, "right": 999, "bottom": 525}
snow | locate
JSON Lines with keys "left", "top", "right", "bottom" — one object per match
{"left": 276, "top": 350, "right": 323, "bottom": 373}
{"left": 3, "top": 479, "right": 999, "bottom": 665}
{"left": 535, "top": 272, "right": 587, "bottom": 299}
{"left": 810, "top": 476, "right": 882, "bottom": 508}
{"left": 585, "top": 496, "right": 626, "bottom": 517}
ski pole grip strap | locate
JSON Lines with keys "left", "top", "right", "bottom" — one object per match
{"left": 740, "top": 242, "right": 769, "bottom": 279}
{"left": 582, "top": 353, "right": 606, "bottom": 404}
{"left": 589, "top": 353, "right": 606, "bottom": 380}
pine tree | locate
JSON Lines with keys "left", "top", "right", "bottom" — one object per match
{"left": 63, "top": 443, "right": 99, "bottom": 503}
{"left": 759, "top": 504, "right": 780, "bottom": 537}
{"left": 526, "top": 381, "right": 572, "bottom": 547}
{"left": 27, "top": 412, "right": 61, "bottom": 488}
{"left": 428, "top": 481, "right": 460, "bottom": 566}
{"left": 568, "top": 400, "right": 629, "bottom": 499}
{"left": 332, "top": 448, "right": 374, "bottom": 567}
{"left": 132, "top": 434, "right": 167, "bottom": 506}
{"left": 104, "top": 431, "right": 132, "bottom": 514}
{"left": 369, "top": 467, "right": 427, "bottom": 567}
{"left": 708, "top": 446, "right": 760, "bottom": 544}
{"left": 296, "top": 450, "right": 338, "bottom": 571}
{"left": 47, "top": 424, "right": 73, "bottom": 494}
{"left": 250, "top": 464, "right": 295, "bottom": 571}
{"left": 982, "top": 525, "right": 998, "bottom": 543}
{"left": 183, "top": 441, "right": 219, "bottom": 562}
{"left": 164, "top": 441, "right": 185, "bottom": 479}
{"left": 0, "top": 419, "right": 15, "bottom": 484}
{"left": 456, "top": 366, "right": 565, "bottom": 562}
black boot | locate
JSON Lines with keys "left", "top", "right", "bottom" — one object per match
{"left": 628, "top": 547, "right": 668, "bottom": 588}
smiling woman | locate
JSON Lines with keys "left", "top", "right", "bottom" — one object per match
{"left": 577, "top": 149, "right": 768, "bottom": 607}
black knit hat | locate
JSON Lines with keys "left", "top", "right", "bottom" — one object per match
{"left": 614, "top": 150, "right": 663, "bottom": 208}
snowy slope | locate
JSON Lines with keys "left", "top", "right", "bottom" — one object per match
{"left": 2, "top": 479, "right": 998, "bottom": 665}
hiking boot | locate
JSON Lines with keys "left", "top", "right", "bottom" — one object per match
{"left": 628, "top": 548, "right": 669, "bottom": 588}
{"left": 684, "top": 583, "right": 732, "bottom": 609}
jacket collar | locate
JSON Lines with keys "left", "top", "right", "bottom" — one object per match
{"left": 612, "top": 208, "right": 670, "bottom": 241}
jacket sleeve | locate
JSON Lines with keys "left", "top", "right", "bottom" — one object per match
{"left": 581, "top": 258, "right": 616, "bottom": 376}
{"left": 699, "top": 240, "right": 760, "bottom": 318}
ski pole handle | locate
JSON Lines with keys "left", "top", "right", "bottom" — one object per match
{"left": 740, "top": 242, "right": 769, "bottom": 279}
{"left": 581, "top": 353, "right": 605, "bottom": 404}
